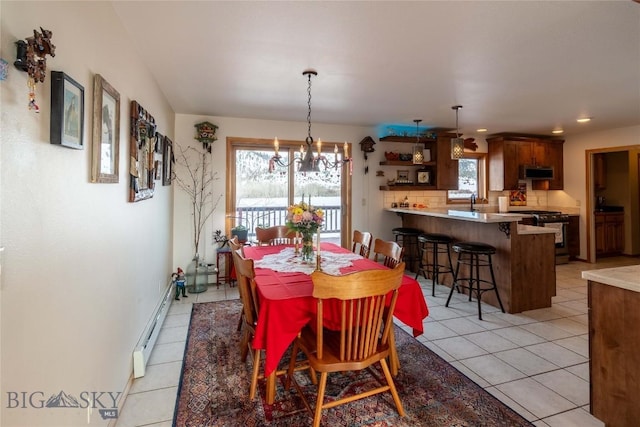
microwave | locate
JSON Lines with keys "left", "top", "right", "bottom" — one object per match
{"left": 520, "top": 165, "right": 554, "bottom": 180}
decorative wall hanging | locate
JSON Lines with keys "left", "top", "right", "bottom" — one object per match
{"left": 194, "top": 121, "right": 217, "bottom": 153}
{"left": 14, "top": 28, "right": 56, "bottom": 112}
{"left": 129, "top": 101, "right": 157, "bottom": 202}
{"left": 91, "top": 74, "right": 120, "bottom": 183}
{"left": 50, "top": 71, "right": 84, "bottom": 149}
{"left": 162, "top": 136, "right": 174, "bottom": 186}
{"left": 359, "top": 136, "right": 376, "bottom": 174}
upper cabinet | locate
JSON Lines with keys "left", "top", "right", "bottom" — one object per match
{"left": 378, "top": 132, "right": 459, "bottom": 191}
{"left": 487, "top": 134, "right": 564, "bottom": 191}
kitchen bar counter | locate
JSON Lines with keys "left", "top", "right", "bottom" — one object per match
{"left": 583, "top": 265, "right": 640, "bottom": 426}
{"left": 387, "top": 208, "right": 557, "bottom": 313}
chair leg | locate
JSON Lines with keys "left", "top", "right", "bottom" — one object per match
{"left": 388, "top": 325, "right": 400, "bottom": 376}
{"left": 475, "top": 254, "right": 483, "bottom": 320}
{"left": 379, "top": 358, "right": 406, "bottom": 417}
{"left": 240, "top": 329, "right": 250, "bottom": 362}
{"left": 249, "top": 349, "right": 261, "bottom": 400}
{"left": 313, "top": 372, "right": 328, "bottom": 427}
{"left": 237, "top": 311, "right": 243, "bottom": 332}
{"left": 446, "top": 257, "right": 462, "bottom": 307}
{"left": 431, "top": 243, "right": 438, "bottom": 296}
{"left": 285, "top": 343, "right": 300, "bottom": 390}
{"left": 488, "top": 254, "right": 506, "bottom": 313}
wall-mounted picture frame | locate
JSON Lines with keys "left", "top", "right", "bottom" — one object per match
{"left": 129, "top": 100, "right": 156, "bottom": 202}
{"left": 162, "top": 136, "right": 173, "bottom": 186}
{"left": 50, "top": 71, "right": 84, "bottom": 149}
{"left": 90, "top": 74, "right": 120, "bottom": 183}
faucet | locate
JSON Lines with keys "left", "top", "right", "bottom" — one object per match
{"left": 470, "top": 193, "right": 477, "bottom": 211}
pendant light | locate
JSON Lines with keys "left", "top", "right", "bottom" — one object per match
{"left": 412, "top": 119, "right": 424, "bottom": 164}
{"left": 451, "top": 105, "right": 465, "bottom": 159}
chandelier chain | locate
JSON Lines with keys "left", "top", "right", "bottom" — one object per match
{"left": 306, "top": 73, "right": 313, "bottom": 144}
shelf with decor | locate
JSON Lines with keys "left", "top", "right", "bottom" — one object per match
{"left": 379, "top": 185, "right": 437, "bottom": 191}
{"left": 379, "top": 160, "right": 436, "bottom": 167}
{"left": 379, "top": 135, "right": 437, "bottom": 144}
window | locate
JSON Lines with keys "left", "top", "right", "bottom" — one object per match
{"left": 447, "top": 153, "right": 487, "bottom": 204}
{"left": 226, "top": 137, "right": 351, "bottom": 245}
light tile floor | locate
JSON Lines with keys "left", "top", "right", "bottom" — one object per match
{"left": 116, "top": 256, "right": 638, "bottom": 427}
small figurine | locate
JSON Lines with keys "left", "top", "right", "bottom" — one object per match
{"left": 171, "top": 267, "right": 188, "bottom": 300}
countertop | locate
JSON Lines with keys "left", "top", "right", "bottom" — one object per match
{"left": 386, "top": 207, "right": 532, "bottom": 224}
{"left": 582, "top": 265, "right": 640, "bottom": 293}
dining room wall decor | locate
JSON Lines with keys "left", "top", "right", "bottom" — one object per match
{"left": 91, "top": 74, "right": 120, "bottom": 183}
{"left": 129, "top": 100, "right": 156, "bottom": 202}
{"left": 50, "top": 71, "right": 84, "bottom": 149}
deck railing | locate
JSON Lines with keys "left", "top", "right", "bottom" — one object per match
{"left": 233, "top": 205, "right": 341, "bottom": 239}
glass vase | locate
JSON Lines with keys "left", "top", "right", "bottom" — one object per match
{"left": 301, "top": 232, "right": 314, "bottom": 263}
{"left": 186, "top": 254, "right": 208, "bottom": 293}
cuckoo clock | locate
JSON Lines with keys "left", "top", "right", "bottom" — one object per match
{"left": 194, "top": 121, "right": 218, "bottom": 153}
{"left": 359, "top": 136, "right": 376, "bottom": 174}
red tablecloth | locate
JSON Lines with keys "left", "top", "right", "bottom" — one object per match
{"left": 244, "top": 242, "right": 429, "bottom": 376}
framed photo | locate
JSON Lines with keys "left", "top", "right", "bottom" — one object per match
{"left": 91, "top": 74, "right": 120, "bottom": 183}
{"left": 50, "top": 71, "right": 84, "bottom": 149}
{"left": 397, "top": 170, "right": 410, "bottom": 181}
{"left": 162, "top": 136, "right": 173, "bottom": 186}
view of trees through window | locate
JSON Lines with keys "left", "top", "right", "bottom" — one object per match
{"left": 233, "top": 147, "right": 343, "bottom": 243}
{"left": 448, "top": 158, "right": 479, "bottom": 200}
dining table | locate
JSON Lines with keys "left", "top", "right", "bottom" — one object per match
{"left": 243, "top": 242, "right": 429, "bottom": 404}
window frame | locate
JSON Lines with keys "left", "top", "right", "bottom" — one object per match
{"left": 226, "top": 137, "right": 352, "bottom": 246}
{"left": 447, "top": 152, "right": 488, "bottom": 205}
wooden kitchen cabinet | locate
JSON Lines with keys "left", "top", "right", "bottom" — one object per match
{"left": 379, "top": 132, "right": 459, "bottom": 191}
{"left": 567, "top": 215, "right": 580, "bottom": 259}
{"left": 487, "top": 134, "right": 564, "bottom": 191}
{"left": 595, "top": 212, "right": 624, "bottom": 256}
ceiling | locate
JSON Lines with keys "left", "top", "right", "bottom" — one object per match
{"left": 112, "top": 1, "right": 640, "bottom": 138}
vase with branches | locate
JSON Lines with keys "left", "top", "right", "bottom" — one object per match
{"left": 172, "top": 144, "right": 222, "bottom": 291}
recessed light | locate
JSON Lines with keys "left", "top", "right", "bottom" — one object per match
{"left": 552, "top": 129, "right": 564, "bottom": 134}
{"left": 577, "top": 117, "right": 592, "bottom": 123}
{"left": 476, "top": 128, "right": 487, "bottom": 133}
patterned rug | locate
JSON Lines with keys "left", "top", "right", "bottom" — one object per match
{"left": 173, "top": 300, "right": 533, "bottom": 426}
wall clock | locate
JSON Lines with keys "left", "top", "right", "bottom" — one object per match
{"left": 417, "top": 169, "right": 431, "bottom": 184}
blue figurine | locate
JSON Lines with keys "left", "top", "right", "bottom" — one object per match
{"left": 172, "top": 267, "right": 188, "bottom": 300}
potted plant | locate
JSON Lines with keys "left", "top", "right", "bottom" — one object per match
{"left": 231, "top": 224, "right": 248, "bottom": 243}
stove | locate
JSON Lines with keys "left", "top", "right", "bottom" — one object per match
{"left": 515, "top": 210, "right": 570, "bottom": 264}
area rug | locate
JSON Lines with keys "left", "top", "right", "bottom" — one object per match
{"left": 173, "top": 300, "right": 533, "bottom": 426}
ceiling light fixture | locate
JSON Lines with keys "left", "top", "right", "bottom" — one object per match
{"left": 451, "top": 105, "right": 464, "bottom": 159}
{"left": 552, "top": 129, "right": 564, "bottom": 134}
{"left": 412, "top": 119, "right": 424, "bottom": 164}
{"left": 477, "top": 128, "right": 487, "bottom": 133}
{"left": 576, "top": 117, "right": 592, "bottom": 123}
{"left": 269, "top": 70, "right": 351, "bottom": 174}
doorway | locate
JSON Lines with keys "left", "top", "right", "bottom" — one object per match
{"left": 587, "top": 147, "right": 640, "bottom": 262}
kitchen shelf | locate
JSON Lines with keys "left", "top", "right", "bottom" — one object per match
{"left": 380, "top": 135, "right": 436, "bottom": 144}
{"left": 379, "top": 160, "right": 436, "bottom": 167}
{"left": 379, "top": 185, "right": 437, "bottom": 191}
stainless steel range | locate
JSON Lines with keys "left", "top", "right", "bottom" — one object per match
{"left": 519, "top": 210, "right": 570, "bottom": 264}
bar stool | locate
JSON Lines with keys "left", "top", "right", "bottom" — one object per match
{"left": 391, "top": 227, "right": 421, "bottom": 272}
{"left": 445, "top": 242, "right": 505, "bottom": 320}
{"left": 415, "top": 233, "right": 455, "bottom": 297}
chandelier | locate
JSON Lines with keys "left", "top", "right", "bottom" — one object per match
{"left": 269, "top": 70, "right": 352, "bottom": 174}
{"left": 451, "top": 105, "right": 465, "bottom": 159}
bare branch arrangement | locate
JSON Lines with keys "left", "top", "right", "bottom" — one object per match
{"left": 172, "top": 144, "right": 222, "bottom": 255}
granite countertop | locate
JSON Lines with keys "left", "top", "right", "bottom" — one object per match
{"left": 582, "top": 265, "right": 640, "bottom": 293}
{"left": 386, "top": 207, "right": 533, "bottom": 224}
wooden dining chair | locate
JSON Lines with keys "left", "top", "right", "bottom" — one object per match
{"left": 372, "top": 238, "right": 405, "bottom": 268}
{"left": 255, "top": 225, "right": 296, "bottom": 246}
{"left": 286, "top": 263, "right": 406, "bottom": 427}
{"left": 228, "top": 236, "right": 245, "bottom": 331}
{"left": 232, "top": 248, "right": 309, "bottom": 400}
{"left": 351, "top": 230, "right": 373, "bottom": 258}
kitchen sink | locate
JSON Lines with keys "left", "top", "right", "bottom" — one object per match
{"left": 595, "top": 205, "right": 624, "bottom": 212}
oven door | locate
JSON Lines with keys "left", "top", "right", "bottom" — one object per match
{"left": 542, "top": 222, "right": 570, "bottom": 264}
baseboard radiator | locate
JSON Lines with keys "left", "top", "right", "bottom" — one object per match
{"left": 133, "top": 281, "right": 173, "bottom": 378}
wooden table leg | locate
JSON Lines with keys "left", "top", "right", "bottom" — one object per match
{"left": 389, "top": 325, "right": 400, "bottom": 377}
{"left": 265, "top": 371, "right": 276, "bottom": 404}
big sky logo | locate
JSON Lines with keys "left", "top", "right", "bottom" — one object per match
{"left": 6, "top": 390, "right": 121, "bottom": 419}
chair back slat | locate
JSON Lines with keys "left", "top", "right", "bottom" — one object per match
{"left": 352, "top": 230, "right": 373, "bottom": 258}
{"left": 232, "top": 249, "right": 259, "bottom": 326}
{"left": 373, "top": 238, "right": 404, "bottom": 268}
{"left": 311, "top": 263, "right": 405, "bottom": 363}
{"left": 255, "top": 225, "right": 296, "bottom": 246}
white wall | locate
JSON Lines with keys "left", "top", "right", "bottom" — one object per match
{"left": 555, "top": 125, "right": 640, "bottom": 259}
{"left": 172, "top": 115, "right": 396, "bottom": 269}
{"left": 1, "top": 2, "right": 174, "bottom": 426}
